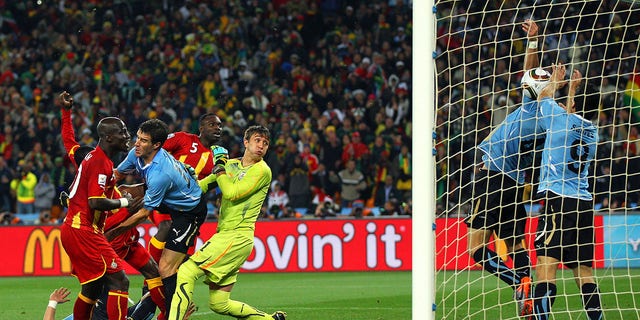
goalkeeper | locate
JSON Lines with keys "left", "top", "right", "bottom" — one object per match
{"left": 465, "top": 18, "right": 544, "bottom": 317}
{"left": 169, "top": 125, "right": 286, "bottom": 320}
{"left": 533, "top": 64, "right": 602, "bottom": 320}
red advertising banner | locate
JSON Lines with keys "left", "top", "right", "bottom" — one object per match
{"left": 1, "top": 218, "right": 412, "bottom": 277}
{"left": 435, "top": 217, "right": 605, "bottom": 270}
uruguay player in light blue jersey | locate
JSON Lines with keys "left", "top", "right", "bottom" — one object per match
{"left": 533, "top": 64, "right": 603, "bottom": 320}
{"left": 466, "top": 19, "right": 544, "bottom": 318}
{"left": 110, "top": 119, "right": 208, "bottom": 312}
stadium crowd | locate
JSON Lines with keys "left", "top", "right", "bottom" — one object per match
{"left": 435, "top": 1, "right": 640, "bottom": 217}
{"left": 0, "top": 0, "right": 413, "bottom": 224}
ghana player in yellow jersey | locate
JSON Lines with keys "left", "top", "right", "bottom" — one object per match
{"left": 169, "top": 125, "right": 286, "bottom": 320}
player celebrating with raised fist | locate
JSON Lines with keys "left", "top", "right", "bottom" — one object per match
{"left": 465, "top": 18, "right": 544, "bottom": 317}
{"left": 59, "top": 112, "right": 138, "bottom": 320}
{"left": 533, "top": 64, "right": 602, "bottom": 320}
{"left": 58, "top": 91, "right": 167, "bottom": 320}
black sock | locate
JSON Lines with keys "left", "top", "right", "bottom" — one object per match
{"left": 512, "top": 248, "right": 531, "bottom": 280}
{"left": 581, "top": 283, "right": 603, "bottom": 320}
{"left": 472, "top": 247, "right": 518, "bottom": 287}
{"left": 162, "top": 273, "right": 177, "bottom": 310}
{"left": 533, "top": 282, "right": 556, "bottom": 320}
{"left": 128, "top": 294, "right": 156, "bottom": 320}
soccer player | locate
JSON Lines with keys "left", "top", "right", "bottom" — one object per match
{"left": 465, "top": 19, "right": 542, "bottom": 317}
{"left": 58, "top": 91, "right": 168, "bottom": 320}
{"left": 145, "top": 113, "right": 227, "bottom": 269}
{"left": 533, "top": 64, "right": 602, "bottom": 320}
{"left": 109, "top": 118, "right": 208, "bottom": 311}
{"left": 60, "top": 114, "right": 139, "bottom": 320}
{"left": 169, "top": 125, "right": 286, "bottom": 320}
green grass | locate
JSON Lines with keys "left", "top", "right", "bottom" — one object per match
{"left": 0, "top": 271, "right": 411, "bottom": 320}
{"left": 437, "top": 269, "right": 640, "bottom": 320}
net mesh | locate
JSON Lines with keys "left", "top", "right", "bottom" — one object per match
{"left": 434, "top": 1, "right": 640, "bottom": 319}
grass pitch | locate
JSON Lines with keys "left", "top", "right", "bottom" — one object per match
{"left": 0, "top": 271, "right": 411, "bottom": 320}
{"left": 437, "top": 269, "right": 640, "bottom": 320}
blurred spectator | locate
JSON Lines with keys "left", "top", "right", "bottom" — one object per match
{"left": 34, "top": 172, "right": 56, "bottom": 224}
{"left": 10, "top": 160, "right": 37, "bottom": 214}
{"left": 330, "top": 159, "right": 368, "bottom": 208}
{"left": 24, "top": 141, "right": 53, "bottom": 174}
{"left": 287, "top": 154, "right": 311, "bottom": 209}
{"left": 266, "top": 181, "right": 292, "bottom": 219}
{"left": 0, "top": 157, "right": 13, "bottom": 212}
{"left": 391, "top": 144, "right": 412, "bottom": 202}
{"left": 312, "top": 187, "right": 338, "bottom": 218}
{"left": 341, "top": 131, "right": 369, "bottom": 167}
{"left": 375, "top": 175, "right": 402, "bottom": 208}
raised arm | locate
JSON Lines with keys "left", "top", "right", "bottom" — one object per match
{"left": 59, "top": 91, "right": 80, "bottom": 155}
{"left": 522, "top": 19, "right": 540, "bottom": 71}
{"left": 564, "top": 69, "right": 583, "bottom": 113}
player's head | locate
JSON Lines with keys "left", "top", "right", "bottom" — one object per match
{"left": 135, "top": 119, "right": 169, "bottom": 160}
{"left": 243, "top": 125, "right": 270, "bottom": 159}
{"left": 97, "top": 117, "right": 131, "bottom": 152}
{"left": 198, "top": 113, "right": 223, "bottom": 144}
{"left": 521, "top": 67, "right": 551, "bottom": 99}
{"left": 138, "top": 119, "right": 169, "bottom": 146}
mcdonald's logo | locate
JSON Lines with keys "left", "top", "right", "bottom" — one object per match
{"left": 23, "top": 228, "right": 71, "bottom": 274}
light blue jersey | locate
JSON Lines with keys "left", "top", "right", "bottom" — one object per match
{"left": 478, "top": 95, "right": 542, "bottom": 184}
{"left": 536, "top": 98, "right": 597, "bottom": 200}
{"left": 117, "top": 148, "right": 203, "bottom": 211}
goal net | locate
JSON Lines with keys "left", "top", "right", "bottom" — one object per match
{"left": 434, "top": 1, "right": 640, "bottom": 319}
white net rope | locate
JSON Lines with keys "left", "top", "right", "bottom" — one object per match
{"left": 435, "top": 1, "right": 640, "bottom": 319}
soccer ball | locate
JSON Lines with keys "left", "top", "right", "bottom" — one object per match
{"left": 521, "top": 67, "right": 551, "bottom": 99}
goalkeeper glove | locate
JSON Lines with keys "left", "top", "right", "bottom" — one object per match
{"left": 212, "top": 145, "right": 228, "bottom": 166}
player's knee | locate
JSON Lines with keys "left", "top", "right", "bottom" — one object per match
{"left": 108, "top": 274, "right": 129, "bottom": 291}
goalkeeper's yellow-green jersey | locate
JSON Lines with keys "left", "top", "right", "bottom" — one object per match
{"left": 216, "top": 158, "right": 271, "bottom": 232}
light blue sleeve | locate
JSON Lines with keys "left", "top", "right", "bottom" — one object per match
{"left": 116, "top": 148, "right": 138, "bottom": 174}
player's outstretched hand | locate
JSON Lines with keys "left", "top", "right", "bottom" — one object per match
{"left": 49, "top": 287, "right": 71, "bottom": 304}
{"left": 569, "top": 69, "right": 583, "bottom": 89}
{"left": 59, "top": 91, "right": 73, "bottom": 110}
{"left": 522, "top": 19, "right": 538, "bottom": 38}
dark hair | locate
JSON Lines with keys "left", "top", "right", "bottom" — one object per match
{"left": 74, "top": 145, "right": 95, "bottom": 166}
{"left": 139, "top": 119, "right": 169, "bottom": 146}
{"left": 198, "top": 112, "right": 219, "bottom": 125}
{"left": 244, "top": 125, "right": 270, "bottom": 142}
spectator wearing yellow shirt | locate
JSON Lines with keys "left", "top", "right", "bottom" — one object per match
{"left": 10, "top": 160, "right": 38, "bottom": 214}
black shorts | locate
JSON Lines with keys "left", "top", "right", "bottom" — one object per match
{"left": 534, "top": 192, "right": 595, "bottom": 268}
{"left": 465, "top": 169, "right": 527, "bottom": 241}
{"left": 158, "top": 195, "right": 208, "bottom": 253}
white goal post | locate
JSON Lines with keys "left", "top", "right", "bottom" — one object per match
{"left": 433, "top": 1, "right": 640, "bottom": 319}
